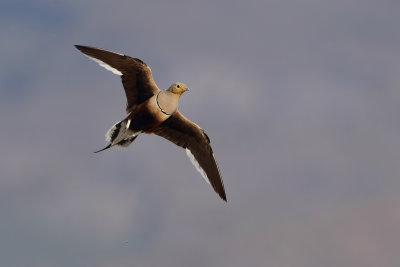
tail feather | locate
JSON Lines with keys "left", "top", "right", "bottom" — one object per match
{"left": 117, "top": 135, "right": 139, "bottom": 147}
{"left": 105, "top": 120, "right": 124, "bottom": 143}
{"left": 94, "top": 144, "right": 112, "bottom": 153}
{"left": 96, "top": 118, "right": 139, "bottom": 152}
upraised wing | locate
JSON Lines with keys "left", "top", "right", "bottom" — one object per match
{"left": 75, "top": 45, "right": 160, "bottom": 113}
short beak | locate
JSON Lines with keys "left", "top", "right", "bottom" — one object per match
{"left": 186, "top": 88, "right": 190, "bottom": 92}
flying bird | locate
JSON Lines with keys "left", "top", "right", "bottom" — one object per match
{"left": 75, "top": 45, "right": 226, "bottom": 201}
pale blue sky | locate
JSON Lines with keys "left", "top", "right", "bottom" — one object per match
{"left": 1, "top": 0, "right": 400, "bottom": 266}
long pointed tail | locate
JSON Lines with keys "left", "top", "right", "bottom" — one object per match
{"left": 105, "top": 120, "right": 127, "bottom": 144}
{"left": 94, "top": 144, "right": 112, "bottom": 153}
{"left": 117, "top": 135, "right": 139, "bottom": 147}
{"left": 95, "top": 119, "right": 139, "bottom": 153}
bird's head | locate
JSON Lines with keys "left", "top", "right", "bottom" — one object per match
{"left": 167, "top": 82, "right": 189, "bottom": 95}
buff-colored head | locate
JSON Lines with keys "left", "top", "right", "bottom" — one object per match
{"left": 167, "top": 82, "right": 189, "bottom": 95}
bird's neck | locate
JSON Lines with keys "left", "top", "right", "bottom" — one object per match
{"left": 156, "top": 91, "right": 179, "bottom": 115}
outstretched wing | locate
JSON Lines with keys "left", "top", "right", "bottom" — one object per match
{"left": 153, "top": 111, "right": 226, "bottom": 201}
{"left": 75, "top": 45, "right": 160, "bottom": 113}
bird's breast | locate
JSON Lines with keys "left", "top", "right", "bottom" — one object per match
{"left": 128, "top": 94, "right": 170, "bottom": 132}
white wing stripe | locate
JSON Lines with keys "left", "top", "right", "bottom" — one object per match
{"left": 185, "top": 148, "right": 210, "bottom": 185}
{"left": 85, "top": 55, "right": 123, "bottom": 76}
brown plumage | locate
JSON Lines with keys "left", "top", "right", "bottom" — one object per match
{"left": 75, "top": 45, "right": 226, "bottom": 201}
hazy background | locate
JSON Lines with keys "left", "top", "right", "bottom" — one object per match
{"left": 1, "top": 0, "right": 400, "bottom": 266}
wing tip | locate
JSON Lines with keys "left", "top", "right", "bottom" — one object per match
{"left": 74, "top": 45, "right": 93, "bottom": 54}
{"left": 216, "top": 183, "right": 227, "bottom": 202}
{"left": 74, "top": 44, "right": 85, "bottom": 51}
{"left": 220, "top": 191, "right": 227, "bottom": 202}
{"left": 74, "top": 44, "right": 125, "bottom": 57}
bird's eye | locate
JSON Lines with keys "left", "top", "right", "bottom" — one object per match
{"left": 176, "top": 84, "right": 180, "bottom": 88}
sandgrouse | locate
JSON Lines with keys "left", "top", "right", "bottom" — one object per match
{"left": 75, "top": 45, "right": 226, "bottom": 201}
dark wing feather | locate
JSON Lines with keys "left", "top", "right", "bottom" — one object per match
{"left": 75, "top": 45, "right": 160, "bottom": 113}
{"left": 153, "top": 111, "right": 226, "bottom": 201}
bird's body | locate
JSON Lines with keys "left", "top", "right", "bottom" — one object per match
{"left": 75, "top": 45, "right": 226, "bottom": 201}
{"left": 128, "top": 92, "right": 172, "bottom": 133}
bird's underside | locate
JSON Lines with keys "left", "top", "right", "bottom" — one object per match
{"left": 75, "top": 45, "right": 226, "bottom": 201}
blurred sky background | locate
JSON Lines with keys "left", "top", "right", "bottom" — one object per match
{"left": 1, "top": 0, "right": 400, "bottom": 266}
